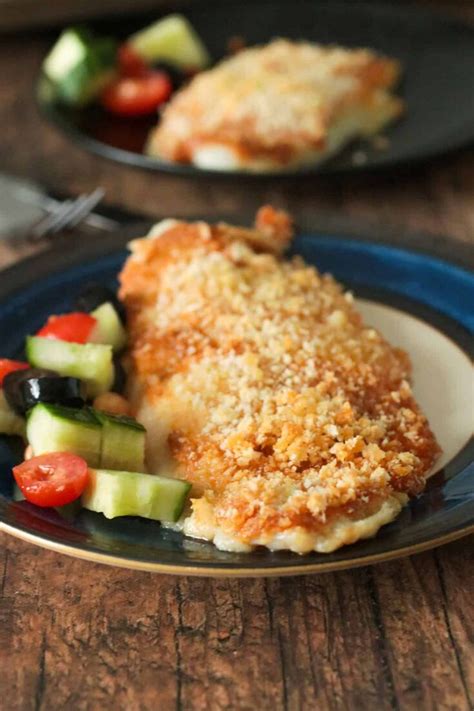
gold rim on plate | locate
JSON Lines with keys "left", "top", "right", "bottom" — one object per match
{"left": 1, "top": 521, "right": 472, "bottom": 577}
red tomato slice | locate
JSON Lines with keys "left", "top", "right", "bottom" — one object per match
{"left": 37, "top": 312, "right": 97, "bottom": 344}
{"left": 0, "top": 359, "right": 29, "bottom": 386}
{"left": 118, "top": 43, "right": 148, "bottom": 77}
{"left": 13, "top": 452, "right": 89, "bottom": 508}
{"left": 101, "top": 72, "right": 172, "bottom": 117}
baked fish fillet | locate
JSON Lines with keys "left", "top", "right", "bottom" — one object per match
{"left": 119, "top": 207, "right": 440, "bottom": 554}
{"left": 148, "top": 39, "right": 404, "bottom": 172}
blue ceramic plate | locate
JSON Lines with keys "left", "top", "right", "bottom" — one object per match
{"left": 0, "top": 231, "right": 472, "bottom": 576}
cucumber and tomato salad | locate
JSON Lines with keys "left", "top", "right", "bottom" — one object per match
{"left": 19, "top": 405, "right": 190, "bottom": 521}
{"left": 17, "top": 403, "right": 190, "bottom": 523}
{"left": 26, "top": 338, "right": 114, "bottom": 399}
{"left": 1, "top": 284, "right": 193, "bottom": 525}
{"left": 25, "top": 291, "right": 127, "bottom": 397}
{"left": 23, "top": 309, "right": 120, "bottom": 400}
{"left": 0, "top": 284, "right": 125, "bottom": 431}
{"left": 43, "top": 15, "right": 210, "bottom": 116}
{"left": 13, "top": 453, "right": 190, "bottom": 523}
{"left": 26, "top": 403, "right": 146, "bottom": 472}
{"left": 36, "top": 302, "right": 126, "bottom": 351}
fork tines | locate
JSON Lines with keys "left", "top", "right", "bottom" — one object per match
{"left": 31, "top": 187, "right": 105, "bottom": 240}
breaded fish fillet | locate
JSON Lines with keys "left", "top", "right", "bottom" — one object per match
{"left": 119, "top": 207, "right": 440, "bottom": 554}
{"left": 148, "top": 39, "right": 404, "bottom": 172}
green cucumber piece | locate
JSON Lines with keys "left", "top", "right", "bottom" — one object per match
{"left": 26, "top": 403, "right": 102, "bottom": 466}
{"left": 0, "top": 391, "right": 25, "bottom": 437}
{"left": 43, "top": 27, "right": 117, "bottom": 107}
{"left": 129, "top": 14, "right": 210, "bottom": 70}
{"left": 43, "top": 28, "right": 88, "bottom": 82}
{"left": 82, "top": 469, "right": 191, "bottom": 522}
{"left": 93, "top": 409, "right": 145, "bottom": 472}
{"left": 90, "top": 302, "right": 127, "bottom": 352}
{"left": 26, "top": 336, "right": 114, "bottom": 398}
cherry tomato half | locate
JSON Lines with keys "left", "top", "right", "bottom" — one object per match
{"left": 101, "top": 72, "right": 173, "bottom": 117}
{"left": 0, "top": 359, "right": 29, "bottom": 386}
{"left": 37, "top": 312, "right": 97, "bottom": 344}
{"left": 13, "top": 452, "right": 89, "bottom": 507}
{"left": 118, "top": 43, "right": 148, "bottom": 77}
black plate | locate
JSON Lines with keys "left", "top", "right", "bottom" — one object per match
{"left": 0, "top": 228, "right": 473, "bottom": 576}
{"left": 37, "top": 0, "right": 474, "bottom": 177}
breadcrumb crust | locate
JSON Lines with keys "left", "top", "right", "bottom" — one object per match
{"left": 148, "top": 39, "right": 404, "bottom": 170}
{"left": 119, "top": 207, "right": 440, "bottom": 553}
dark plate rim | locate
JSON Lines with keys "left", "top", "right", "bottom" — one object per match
{"left": 36, "top": 0, "right": 474, "bottom": 179}
{"left": 1, "top": 519, "right": 472, "bottom": 577}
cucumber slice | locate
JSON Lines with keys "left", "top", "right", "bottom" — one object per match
{"left": 89, "top": 302, "right": 127, "bottom": 352}
{"left": 93, "top": 409, "right": 145, "bottom": 472}
{"left": 43, "top": 27, "right": 117, "bottom": 107}
{"left": 27, "top": 403, "right": 102, "bottom": 466}
{"left": 26, "top": 337, "right": 114, "bottom": 398}
{"left": 0, "top": 391, "right": 25, "bottom": 437}
{"left": 82, "top": 469, "right": 191, "bottom": 522}
{"left": 44, "top": 29, "right": 88, "bottom": 82}
{"left": 129, "top": 14, "right": 210, "bottom": 70}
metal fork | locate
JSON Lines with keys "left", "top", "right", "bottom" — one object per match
{"left": 30, "top": 187, "right": 118, "bottom": 240}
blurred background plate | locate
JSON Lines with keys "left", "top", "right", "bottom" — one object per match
{"left": 36, "top": 0, "right": 474, "bottom": 177}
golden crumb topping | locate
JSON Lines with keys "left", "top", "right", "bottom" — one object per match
{"left": 148, "top": 39, "right": 403, "bottom": 167}
{"left": 119, "top": 208, "right": 439, "bottom": 546}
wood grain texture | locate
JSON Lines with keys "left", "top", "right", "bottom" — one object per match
{"left": 0, "top": 535, "right": 473, "bottom": 711}
{"left": 0, "top": 2, "right": 473, "bottom": 709}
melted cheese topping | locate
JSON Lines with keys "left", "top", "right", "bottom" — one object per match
{"left": 148, "top": 39, "right": 404, "bottom": 170}
{"left": 119, "top": 208, "right": 439, "bottom": 554}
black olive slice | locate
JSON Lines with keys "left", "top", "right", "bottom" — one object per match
{"left": 3, "top": 368, "right": 55, "bottom": 414}
{"left": 3, "top": 369, "right": 86, "bottom": 415}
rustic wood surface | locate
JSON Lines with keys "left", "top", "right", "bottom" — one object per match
{"left": 0, "top": 1, "right": 473, "bottom": 709}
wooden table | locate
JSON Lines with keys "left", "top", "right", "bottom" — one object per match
{"left": 1, "top": 3, "right": 473, "bottom": 709}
